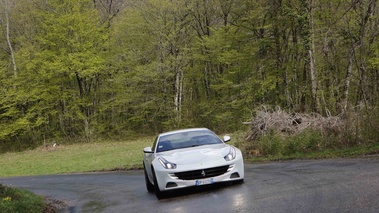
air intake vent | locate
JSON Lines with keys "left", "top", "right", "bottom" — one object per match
{"left": 166, "top": 182, "right": 178, "bottom": 188}
{"left": 230, "top": 172, "right": 240, "bottom": 179}
{"left": 174, "top": 165, "right": 229, "bottom": 180}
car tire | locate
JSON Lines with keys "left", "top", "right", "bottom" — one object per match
{"left": 152, "top": 167, "right": 165, "bottom": 199}
{"left": 143, "top": 163, "right": 154, "bottom": 192}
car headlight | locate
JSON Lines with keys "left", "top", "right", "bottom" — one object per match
{"left": 158, "top": 157, "right": 177, "bottom": 169}
{"left": 224, "top": 147, "right": 236, "bottom": 161}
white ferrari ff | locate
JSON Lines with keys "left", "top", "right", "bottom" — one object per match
{"left": 143, "top": 128, "right": 244, "bottom": 198}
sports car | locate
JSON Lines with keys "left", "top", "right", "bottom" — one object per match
{"left": 143, "top": 128, "right": 244, "bottom": 198}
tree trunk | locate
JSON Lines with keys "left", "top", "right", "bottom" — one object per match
{"left": 203, "top": 63, "right": 211, "bottom": 99}
{"left": 343, "top": 49, "right": 354, "bottom": 112}
{"left": 175, "top": 69, "right": 184, "bottom": 122}
{"left": 308, "top": 0, "right": 318, "bottom": 112}
{"left": 309, "top": 46, "right": 317, "bottom": 112}
{"left": 1, "top": 0, "right": 17, "bottom": 78}
{"left": 343, "top": 0, "right": 375, "bottom": 111}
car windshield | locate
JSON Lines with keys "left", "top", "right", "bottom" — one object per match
{"left": 156, "top": 130, "right": 223, "bottom": 153}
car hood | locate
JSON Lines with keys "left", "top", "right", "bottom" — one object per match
{"left": 157, "top": 144, "right": 231, "bottom": 165}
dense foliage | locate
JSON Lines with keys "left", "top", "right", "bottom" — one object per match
{"left": 0, "top": 0, "right": 378, "bottom": 151}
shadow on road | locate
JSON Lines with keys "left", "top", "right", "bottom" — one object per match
{"left": 154, "top": 180, "right": 244, "bottom": 200}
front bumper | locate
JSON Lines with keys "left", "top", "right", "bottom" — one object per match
{"left": 153, "top": 155, "right": 244, "bottom": 191}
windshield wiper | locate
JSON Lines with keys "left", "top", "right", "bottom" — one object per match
{"left": 174, "top": 144, "right": 208, "bottom": 150}
{"left": 178, "top": 144, "right": 202, "bottom": 149}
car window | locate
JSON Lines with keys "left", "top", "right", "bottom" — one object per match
{"left": 152, "top": 136, "right": 158, "bottom": 152}
{"left": 156, "top": 140, "right": 173, "bottom": 152}
{"left": 156, "top": 130, "right": 223, "bottom": 152}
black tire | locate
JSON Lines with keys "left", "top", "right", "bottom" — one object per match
{"left": 143, "top": 163, "right": 154, "bottom": 192}
{"left": 152, "top": 167, "right": 165, "bottom": 199}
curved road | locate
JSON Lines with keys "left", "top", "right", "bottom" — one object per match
{"left": 1, "top": 157, "right": 379, "bottom": 213}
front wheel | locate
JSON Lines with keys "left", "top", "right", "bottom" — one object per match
{"left": 143, "top": 163, "right": 154, "bottom": 192}
{"left": 152, "top": 167, "right": 165, "bottom": 199}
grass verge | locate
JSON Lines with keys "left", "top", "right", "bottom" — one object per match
{"left": 232, "top": 130, "right": 379, "bottom": 163}
{"left": 0, "top": 183, "right": 45, "bottom": 213}
{"left": 246, "top": 143, "right": 379, "bottom": 163}
{"left": 0, "top": 137, "right": 153, "bottom": 177}
{"left": 1, "top": 133, "right": 378, "bottom": 177}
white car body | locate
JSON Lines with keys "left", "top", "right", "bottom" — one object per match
{"left": 143, "top": 128, "right": 244, "bottom": 198}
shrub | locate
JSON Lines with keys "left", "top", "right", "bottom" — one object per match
{"left": 0, "top": 184, "right": 45, "bottom": 213}
{"left": 246, "top": 130, "right": 327, "bottom": 157}
{"left": 240, "top": 106, "right": 379, "bottom": 158}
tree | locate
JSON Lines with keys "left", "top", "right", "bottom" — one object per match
{"left": 36, "top": 0, "right": 107, "bottom": 141}
{"left": 303, "top": 0, "right": 319, "bottom": 112}
{"left": 1, "top": 0, "right": 379, "bottom": 151}
{"left": 0, "top": 0, "right": 17, "bottom": 78}
{"left": 107, "top": 0, "right": 193, "bottom": 133}
{"left": 93, "top": 0, "right": 126, "bottom": 27}
{"left": 0, "top": 0, "right": 108, "bottom": 145}
{"left": 340, "top": 0, "right": 376, "bottom": 111}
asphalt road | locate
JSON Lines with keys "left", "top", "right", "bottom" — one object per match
{"left": 1, "top": 157, "right": 379, "bottom": 213}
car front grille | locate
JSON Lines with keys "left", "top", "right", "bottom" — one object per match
{"left": 174, "top": 165, "right": 230, "bottom": 180}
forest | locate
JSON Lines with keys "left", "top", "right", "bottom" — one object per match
{"left": 0, "top": 0, "right": 378, "bottom": 152}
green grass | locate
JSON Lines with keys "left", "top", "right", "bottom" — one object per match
{"left": 1, "top": 132, "right": 378, "bottom": 178}
{"left": 0, "top": 137, "right": 154, "bottom": 177}
{"left": 245, "top": 142, "right": 379, "bottom": 163}
{"left": 0, "top": 184, "right": 45, "bottom": 213}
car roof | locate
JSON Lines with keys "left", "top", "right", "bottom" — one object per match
{"left": 158, "top": 128, "right": 210, "bottom": 137}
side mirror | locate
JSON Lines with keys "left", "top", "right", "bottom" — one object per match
{"left": 223, "top": 135, "right": 231, "bottom": 143}
{"left": 143, "top": 147, "right": 153, "bottom": 153}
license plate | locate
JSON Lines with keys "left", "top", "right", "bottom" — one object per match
{"left": 195, "top": 178, "right": 214, "bottom": 186}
